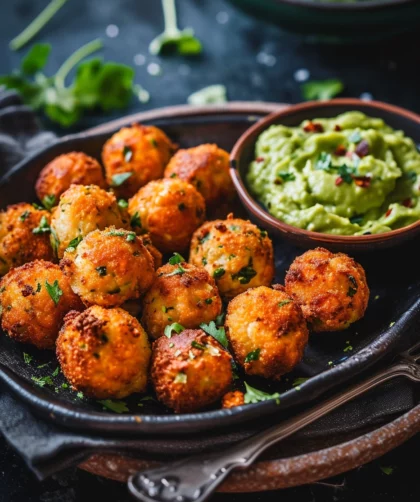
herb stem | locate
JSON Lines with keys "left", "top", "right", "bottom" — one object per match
{"left": 162, "top": 0, "right": 179, "bottom": 35}
{"left": 55, "top": 38, "right": 103, "bottom": 89}
{"left": 9, "top": 0, "right": 68, "bottom": 51}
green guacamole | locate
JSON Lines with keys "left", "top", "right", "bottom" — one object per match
{"left": 247, "top": 111, "right": 420, "bottom": 235}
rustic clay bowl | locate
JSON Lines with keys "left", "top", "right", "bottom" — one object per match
{"left": 230, "top": 98, "right": 420, "bottom": 252}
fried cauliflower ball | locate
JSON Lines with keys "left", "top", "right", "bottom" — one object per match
{"left": 163, "top": 144, "right": 235, "bottom": 207}
{"left": 50, "top": 184, "right": 126, "bottom": 258}
{"left": 0, "top": 203, "right": 54, "bottom": 276}
{"left": 102, "top": 124, "right": 176, "bottom": 198}
{"left": 142, "top": 261, "right": 222, "bottom": 339}
{"left": 35, "top": 152, "right": 106, "bottom": 204}
{"left": 226, "top": 286, "right": 309, "bottom": 379}
{"left": 57, "top": 306, "right": 151, "bottom": 399}
{"left": 0, "top": 260, "right": 83, "bottom": 349}
{"left": 61, "top": 227, "right": 155, "bottom": 308}
{"left": 189, "top": 214, "right": 274, "bottom": 300}
{"left": 151, "top": 329, "right": 233, "bottom": 413}
{"left": 128, "top": 178, "right": 206, "bottom": 253}
{"left": 285, "top": 247, "right": 369, "bottom": 332}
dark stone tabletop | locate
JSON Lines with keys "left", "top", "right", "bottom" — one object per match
{"left": 0, "top": 0, "right": 419, "bottom": 500}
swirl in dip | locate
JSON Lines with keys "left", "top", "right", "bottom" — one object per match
{"left": 247, "top": 112, "right": 420, "bottom": 235}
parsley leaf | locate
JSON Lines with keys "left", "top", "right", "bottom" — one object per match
{"left": 347, "top": 275, "right": 358, "bottom": 297}
{"left": 199, "top": 321, "right": 228, "bottom": 348}
{"left": 23, "top": 352, "right": 33, "bottom": 364}
{"left": 213, "top": 267, "right": 225, "bottom": 279}
{"left": 164, "top": 265, "right": 186, "bottom": 277}
{"left": 52, "top": 366, "right": 60, "bottom": 377}
{"left": 118, "top": 199, "right": 128, "bottom": 209}
{"left": 66, "top": 235, "right": 83, "bottom": 252}
{"left": 98, "top": 399, "right": 129, "bottom": 413}
{"left": 338, "top": 164, "right": 356, "bottom": 184}
{"left": 191, "top": 340, "right": 206, "bottom": 350}
{"left": 168, "top": 252, "right": 185, "bottom": 265}
{"left": 292, "top": 377, "right": 309, "bottom": 387}
{"left": 231, "top": 260, "right": 257, "bottom": 284}
{"left": 123, "top": 145, "right": 133, "bottom": 162}
{"left": 32, "top": 375, "right": 54, "bottom": 387}
{"left": 187, "top": 85, "right": 227, "bottom": 105}
{"left": 130, "top": 211, "right": 141, "bottom": 228}
{"left": 96, "top": 266, "right": 107, "bottom": 276}
{"left": 19, "top": 210, "right": 31, "bottom": 222}
{"left": 42, "top": 194, "right": 56, "bottom": 210}
{"left": 301, "top": 79, "right": 344, "bottom": 101}
{"left": 112, "top": 172, "right": 133, "bottom": 186}
{"left": 277, "top": 172, "right": 296, "bottom": 182}
{"left": 33, "top": 215, "right": 50, "bottom": 234}
{"left": 45, "top": 279, "right": 63, "bottom": 305}
{"left": 244, "top": 348, "right": 261, "bottom": 363}
{"left": 244, "top": 382, "right": 280, "bottom": 405}
{"left": 380, "top": 466, "right": 394, "bottom": 476}
{"left": 164, "top": 322, "right": 184, "bottom": 338}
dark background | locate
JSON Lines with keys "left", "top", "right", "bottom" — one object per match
{"left": 0, "top": 0, "right": 419, "bottom": 500}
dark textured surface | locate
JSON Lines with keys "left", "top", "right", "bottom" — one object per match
{"left": 1, "top": 0, "right": 420, "bottom": 500}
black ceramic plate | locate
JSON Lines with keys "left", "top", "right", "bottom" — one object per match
{"left": 0, "top": 103, "right": 419, "bottom": 435}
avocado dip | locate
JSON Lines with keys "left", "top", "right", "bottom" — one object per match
{"left": 247, "top": 111, "right": 420, "bottom": 235}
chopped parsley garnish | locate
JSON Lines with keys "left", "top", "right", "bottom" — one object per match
{"left": 277, "top": 172, "right": 296, "bottom": 182}
{"left": 347, "top": 275, "right": 358, "bottom": 297}
{"left": 61, "top": 383, "right": 69, "bottom": 389}
{"left": 191, "top": 340, "right": 206, "bottom": 350}
{"left": 178, "top": 202, "right": 186, "bottom": 211}
{"left": 23, "top": 352, "right": 33, "bottom": 364}
{"left": 338, "top": 164, "right": 356, "bottom": 184}
{"left": 130, "top": 211, "right": 141, "bottom": 228}
{"left": 301, "top": 79, "right": 344, "bottom": 101}
{"left": 32, "top": 202, "right": 44, "bottom": 210}
{"left": 126, "top": 232, "right": 136, "bottom": 242}
{"left": 164, "top": 265, "right": 186, "bottom": 277}
{"left": 123, "top": 145, "right": 133, "bottom": 162}
{"left": 380, "top": 466, "right": 394, "bottom": 476}
{"left": 36, "top": 282, "right": 41, "bottom": 292}
{"left": 231, "top": 260, "right": 257, "bottom": 284}
{"left": 42, "top": 194, "right": 56, "bottom": 210}
{"left": 33, "top": 215, "right": 50, "bottom": 234}
{"left": 229, "top": 225, "right": 240, "bottom": 231}
{"left": 215, "top": 312, "right": 225, "bottom": 326}
{"left": 66, "top": 235, "right": 83, "bottom": 252}
{"left": 348, "top": 131, "right": 362, "bottom": 144}
{"left": 107, "top": 230, "right": 126, "bottom": 237}
{"left": 292, "top": 377, "right": 308, "bottom": 387}
{"left": 244, "top": 348, "right": 261, "bottom": 363}
{"left": 170, "top": 172, "right": 177, "bottom": 178}
{"left": 164, "top": 322, "right": 184, "bottom": 338}
{"left": 213, "top": 267, "right": 225, "bottom": 279}
{"left": 50, "top": 227, "right": 60, "bottom": 255}
{"left": 343, "top": 344, "right": 353, "bottom": 352}
{"left": 98, "top": 399, "right": 129, "bottom": 413}
{"left": 278, "top": 299, "right": 292, "bottom": 308}
{"left": 19, "top": 210, "right": 31, "bottom": 222}
{"left": 111, "top": 172, "right": 133, "bottom": 187}
{"left": 199, "top": 321, "right": 228, "bottom": 348}
{"left": 205, "top": 298, "right": 213, "bottom": 304}
{"left": 52, "top": 366, "right": 60, "bottom": 377}
{"left": 118, "top": 199, "right": 128, "bottom": 209}
{"left": 199, "top": 233, "right": 211, "bottom": 244}
{"left": 260, "top": 230, "right": 268, "bottom": 238}
{"left": 315, "top": 152, "right": 332, "bottom": 171}
{"left": 96, "top": 266, "right": 107, "bottom": 276}
{"left": 244, "top": 382, "right": 280, "bottom": 405}
{"left": 168, "top": 252, "right": 185, "bottom": 265}
{"left": 174, "top": 372, "right": 187, "bottom": 384}
{"left": 32, "top": 375, "right": 54, "bottom": 387}
{"left": 45, "top": 279, "right": 63, "bottom": 305}
{"left": 161, "top": 306, "right": 174, "bottom": 313}
{"left": 350, "top": 215, "right": 363, "bottom": 225}
{"left": 76, "top": 391, "right": 84, "bottom": 399}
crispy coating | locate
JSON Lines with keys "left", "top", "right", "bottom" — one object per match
{"left": 189, "top": 214, "right": 274, "bottom": 300}
{"left": 285, "top": 247, "right": 369, "bottom": 332}
{"left": 0, "top": 203, "right": 54, "bottom": 276}
{"left": 61, "top": 227, "right": 155, "bottom": 307}
{"left": 56, "top": 306, "right": 151, "bottom": 399}
{"left": 128, "top": 178, "right": 206, "bottom": 253}
{"left": 50, "top": 185, "right": 126, "bottom": 258}
{"left": 140, "top": 234, "right": 162, "bottom": 269}
{"left": 226, "top": 286, "right": 309, "bottom": 379}
{"left": 222, "top": 390, "right": 245, "bottom": 409}
{"left": 35, "top": 152, "right": 106, "bottom": 203}
{"left": 151, "top": 329, "right": 233, "bottom": 413}
{"left": 142, "top": 262, "right": 222, "bottom": 339}
{"left": 102, "top": 124, "right": 177, "bottom": 198}
{"left": 0, "top": 260, "right": 83, "bottom": 349}
{"left": 164, "top": 144, "right": 235, "bottom": 207}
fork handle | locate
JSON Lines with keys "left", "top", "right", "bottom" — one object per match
{"left": 128, "top": 362, "right": 412, "bottom": 502}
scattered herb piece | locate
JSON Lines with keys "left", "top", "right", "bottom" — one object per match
{"left": 191, "top": 340, "right": 206, "bottom": 350}
{"left": 232, "top": 261, "right": 257, "bottom": 284}
{"left": 123, "top": 145, "right": 133, "bottom": 162}
{"left": 199, "top": 233, "right": 211, "bottom": 244}
{"left": 244, "top": 382, "right": 280, "bottom": 405}
{"left": 23, "top": 352, "right": 33, "bottom": 364}
{"left": 277, "top": 172, "right": 296, "bottom": 183}
{"left": 130, "top": 211, "right": 141, "bottom": 229}
{"left": 278, "top": 299, "right": 292, "bottom": 308}
{"left": 174, "top": 372, "right": 187, "bottom": 384}
{"left": 45, "top": 279, "right": 63, "bottom": 305}
{"left": 292, "top": 377, "right": 308, "bottom": 387}
{"left": 36, "top": 282, "right": 42, "bottom": 293}
{"left": 260, "top": 230, "right": 268, "bottom": 237}
{"left": 380, "top": 466, "right": 394, "bottom": 476}
{"left": 33, "top": 215, "right": 50, "bottom": 234}
{"left": 164, "top": 322, "right": 184, "bottom": 338}
{"left": 347, "top": 275, "right": 358, "bottom": 297}
{"left": 37, "top": 363, "right": 49, "bottom": 369}
{"left": 118, "top": 199, "right": 128, "bottom": 209}
{"left": 301, "top": 79, "right": 344, "bottom": 101}
{"left": 98, "top": 399, "right": 129, "bottom": 413}
{"left": 66, "top": 235, "right": 83, "bottom": 252}
{"left": 187, "top": 85, "right": 227, "bottom": 105}
{"left": 389, "top": 321, "right": 395, "bottom": 327}
{"left": 112, "top": 172, "right": 133, "bottom": 187}
{"left": 406, "top": 171, "right": 417, "bottom": 183}
{"left": 338, "top": 164, "right": 356, "bottom": 184}
{"left": 107, "top": 230, "right": 126, "bottom": 237}
{"left": 348, "top": 131, "right": 362, "bottom": 144}
{"left": 199, "top": 321, "right": 228, "bottom": 348}
{"left": 76, "top": 391, "right": 84, "bottom": 399}
{"left": 164, "top": 265, "right": 186, "bottom": 277}
{"left": 205, "top": 298, "right": 213, "bottom": 305}
{"left": 32, "top": 202, "right": 44, "bottom": 210}
{"left": 244, "top": 348, "right": 261, "bottom": 363}
{"left": 61, "top": 383, "right": 69, "bottom": 389}
{"left": 42, "top": 194, "right": 56, "bottom": 210}
{"left": 168, "top": 252, "right": 185, "bottom": 265}
{"left": 19, "top": 210, "right": 31, "bottom": 222}
{"left": 52, "top": 366, "right": 60, "bottom": 377}
{"left": 213, "top": 267, "right": 225, "bottom": 279}
{"left": 32, "top": 375, "right": 54, "bottom": 387}
{"left": 96, "top": 266, "right": 107, "bottom": 276}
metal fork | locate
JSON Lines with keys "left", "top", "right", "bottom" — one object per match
{"left": 128, "top": 341, "right": 420, "bottom": 502}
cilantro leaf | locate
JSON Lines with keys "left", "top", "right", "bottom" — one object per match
{"left": 45, "top": 279, "right": 63, "bottom": 305}
{"left": 199, "top": 321, "right": 228, "bottom": 348}
{"left": 97, "top": 399, "right": 129, "bottom": 413}
{"left": 112, "top": 172, "right": 132, "bottom": 186}
{"left": 33, "top": 215, "right": 50, "bottom": 234}
{"left": 244, "top": 348, "right": 260, "bottom": 363}
{"left": 213, "top": 267, "right": 225, "bottom": 279}
{"left": 244, "top": 382, "right": 280, "bottom": 405}
{"left": 338, "top": 164, "right": 356, "bottom": 184}
{"left": 164, "top": 322, "right": 184, "bottom": 338}
{"left": 301, "top": 79, "right": 344, "bottom": 101}
{"left": 164, "top": 265, "right": 186, "bottom": 277}
{"left": 168, "top": 252, "right": 185, "bottom": 265}
{"left": 118, "top": 199, "right": 128, "bottom": 209}
{"left": 23, "top": 352, "right": 33, "bottom": 364}
{"left": 42, "top": 194, "right": 56, "bottom": 210}
{"left": 21, "top": 44, "right": 51, "bottom": 75}
{"left": 380, "top": 466, "right": 394, "bottom": 476}
{"left": 32, "top": 375, "right": 54, "bottom": 387}
{"left": 52, "top": 366, "right": 60, "bottom": 377}
{"left": 187, "top": 85, "right": 227, "bottom": 105}
{"left": 66, "top": 235, "right": 83, "bottom": 252}
{"left": 277, "top": 172, "right": 296, "bottom": 182}
{"left": 231, "top": 260, "right": 257, "bottom": 284}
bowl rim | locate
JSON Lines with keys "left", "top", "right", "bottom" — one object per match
{"left": 264, "top": 0, "right": 419, "bottom": 12}
{"left": 230, "top": 98, "right": 420, "bottom": 244}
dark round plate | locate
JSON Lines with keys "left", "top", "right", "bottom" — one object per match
{"left": 0, "top": 103, "right": 419, "bottom": 436}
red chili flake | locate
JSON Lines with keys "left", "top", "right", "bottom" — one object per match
{"left": 334, "top": 124, "right": 342, "bottom": 131}
{"left": 355, "top": 140, "right": 369, "bottom": 158}
{"left": 334, "top": 145, "right": 347, "bottom": 156}
{"left": 402, "top": 198, "right": 413, "bottom": 208}
{"left": 255, "top": 157, "right": 265, "bottom": 163}
{"left": 385, "top": 208, "right": 392, "bottom": 217}
{"left": 353, "top": 176, "right": 371, "bottom": 188}
{"left": 335, "top": 176, "right": 344, "bottom": 186}
{"left": 303, "top": 121, "right": 324, "bottom": 133}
